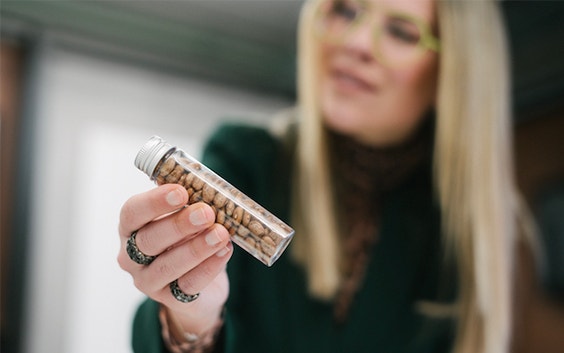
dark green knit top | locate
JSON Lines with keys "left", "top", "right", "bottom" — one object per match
{"left": 132, "top": 123, "right": 456, "bottom": 353}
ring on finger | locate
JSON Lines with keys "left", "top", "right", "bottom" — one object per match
{"left": 126, "top": 231, "right": 157, "bottom": 265}
{"left": 170, "top": 279, "right": 200, "bottom": 303}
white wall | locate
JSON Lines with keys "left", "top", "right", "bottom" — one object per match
{"left": 23, "top": 45, "right": 291, "bottom": 353}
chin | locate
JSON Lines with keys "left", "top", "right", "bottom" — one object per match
{"left": 324, "top": 115, "right": 404, "bottom": 147}
{"left": 323, "top": 111, "right": 357, "bottom": 135}
{"left": 323, "top": 103, "right": 368, "bottom": 133}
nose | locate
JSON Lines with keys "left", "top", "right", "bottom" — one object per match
{"left": 341, "top": 20, "right": 376, "bottom": 62}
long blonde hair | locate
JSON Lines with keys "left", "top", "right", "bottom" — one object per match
{"left": 290, "top": 1, "right": 523, "bottom": 352}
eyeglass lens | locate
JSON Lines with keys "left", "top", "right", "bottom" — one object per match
{"left": 317, "top": 0, "right": 428, "bottom": 66}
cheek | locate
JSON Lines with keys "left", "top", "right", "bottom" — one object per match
{"left": 372, "top": 59, "right": 437, "bottom": 142}
{"left": 394, "top": 58, "right": 438, "bottom": 107}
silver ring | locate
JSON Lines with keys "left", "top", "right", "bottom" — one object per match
{"left": 126, "top": 231, "right": 157, "bottom": 265}
{"left": 170, "top": 280, "right": 200, "bottom": 303}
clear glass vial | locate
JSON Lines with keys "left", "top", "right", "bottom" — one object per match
{"left": 134, "top": 135, "right": 295, "bottom": 266}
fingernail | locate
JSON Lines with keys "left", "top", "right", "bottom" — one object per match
{"left": 216, "top": 245, "right": 231, "bottom": 257}
{"left": 189, "top": 207, "right": 210, "bottom": 226}
{"left": 205, "top": 229, "right": 222, "bottom": 246}
{"left": 166, "top": 189, "right": 184, "bottom": 206}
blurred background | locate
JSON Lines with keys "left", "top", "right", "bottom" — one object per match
{"left": 0, "top": 1, "right": 563, "bottom": 353}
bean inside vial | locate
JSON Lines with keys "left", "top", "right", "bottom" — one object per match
{"left": 134, "top": 136, "right": 295, "bottom": 266}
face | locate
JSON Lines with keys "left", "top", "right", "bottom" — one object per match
{"left": 318, "top": 0, "right": 439, "bottom": 146}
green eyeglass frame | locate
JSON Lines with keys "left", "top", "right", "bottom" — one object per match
{"left": 315, "top": 0, "right": 441, "bottom": 64}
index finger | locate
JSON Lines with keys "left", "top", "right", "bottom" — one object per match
{"left": 119, "top": 184, "right": 188, "bottom": 238}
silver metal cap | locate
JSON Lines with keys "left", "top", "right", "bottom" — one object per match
{"left": 134, "top": 136, "right": 174, "bottom": 177}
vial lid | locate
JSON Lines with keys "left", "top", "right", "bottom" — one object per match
{"left": 134, "top": 136, "right": 174, "bottom": 177}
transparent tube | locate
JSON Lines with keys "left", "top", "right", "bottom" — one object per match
{"left": 134, "top": 136, "right": 294, "bottom": 266}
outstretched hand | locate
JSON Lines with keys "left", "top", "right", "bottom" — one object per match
{"left": 118, "top": 184, "right": 232, "bottom": 334}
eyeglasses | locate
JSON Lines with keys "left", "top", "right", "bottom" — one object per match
{"left": 315, "top": 0, "right": 440, "bottom": 67}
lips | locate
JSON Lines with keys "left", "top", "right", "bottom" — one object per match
{"left": 331, "top": 67, "right": 377, "bottom": 93}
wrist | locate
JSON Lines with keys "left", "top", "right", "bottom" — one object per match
{"left": 159, "top": 305, "right": 224, "bottom": 353}
{"left": 168, "top": 304, "right": 224, "bottom": 335}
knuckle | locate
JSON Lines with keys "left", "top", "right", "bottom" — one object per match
{"left": 177, "top": 276, "right": 197, "bottom": 294}
{"left": 119, "top": 202, "right": 137, "bottom": 230}
{"left": 171, "top": 213, "right": 186, "bottom": 238}
{"left": 155, "top": 261, "right": 176, "bottom": 279}
{"left": 117, "top": 252, "right": 131, "bottom": 271}
{"left": 133, "top": 278, "right": 145, "bottom": 293}
{"left": 199, "top": 261, "right": 216, "bottom": 280}
{"left": 134, "top": 231, "right": 155, "bottom": 255}
{"left": 213, "top": 224, "right": 230, "bottom": 242}
{"left": 186, "top": 243, "right": 200, "bottom": 261}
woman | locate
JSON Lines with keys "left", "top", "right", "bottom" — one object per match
{"left": 118, "top": 0, "right": 534, "bottom": 352}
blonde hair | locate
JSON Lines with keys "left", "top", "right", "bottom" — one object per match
{"left": 291, "top": 0, "right": 341, "bottom": 301}
{"left": 435, "top": 1, "right": 517, "bottom": 352}
{"left": 290, "top": 1, "right": 526, "bottom": 353}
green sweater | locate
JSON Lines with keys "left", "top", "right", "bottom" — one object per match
{"left": 132, "top": 123, "right": 456, "bottom": 353}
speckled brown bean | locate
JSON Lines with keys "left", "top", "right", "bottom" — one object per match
{"left": 191, "top": 176, "right": 205, "bottom": 191}
{"left": 159, "top": 158, "right": 176, "bottom": 176}
{"left": 178, "top": 172, "right": 187, "bottom": 186}
{"left": 265, "top": 231, "right": 280, "bottom": 245}
{"left": 184, "top": 172, "right": 195, "bottom": 187}
{"left": 178, "top": 157, "right": 191, "bottom": 165}
{"left": 189, "top": 190, "right": 203, "bottom": 204}
{"left": 202, "top": 184, "right": 216, "bottom": 203}
{"left": 230, "top": 189, "right": 241, "bottom": 199}
{"left": 241, "top": 211, "right": 251, "bottom": 227}
{"left": 232, "top": 206, "right": 244, "bottom": 223}
{"left": 237, "top": 226, "right": 250, "bottom": 237}
{"left": 166, "top": 164, "right": 184, "bottom": 183}
{"left": 186, "top": 187, "right": 195, "bottom": 199}
{"left": 248, "top": 220, "right": 265, "bottom": 237}
{"left": 206, "top": 173, "right": 218, "bottom": 184}
{"left": 155, "top": 175, "right": 166, "bottom": 185}
{"left": 223, "top": 217, "right": 233, "bottom": 228}
{"left": 261, "top": 235, "right": 276, "bottom": 256}
{"left": 216, "top": 210, "right": 226, "bottom": 224}
{"left": 225, "top": 201, "right": 235, "bottom": 216}
{"left": 222, "top": 219, "right": 236, "bottom": 235}
{"left": 213, "top": 192, "right": 227, "bottom": 208}
{"left": 189, "top": 162, "right": 202, "bottom": 171}
{"left": 243, "top": 198, "right": 255, "bottom": 208}
{"left": 245, "top": 236, "right": 257, "bottom": 248}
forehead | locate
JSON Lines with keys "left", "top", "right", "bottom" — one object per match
{"left": 367, "top": 0, "right": 435, "bottom": 22}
